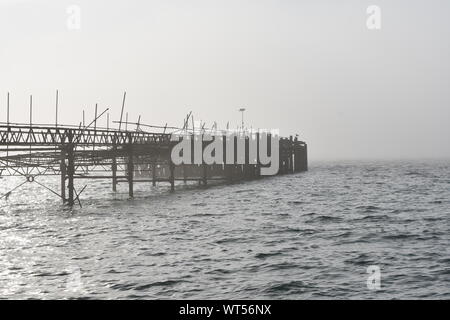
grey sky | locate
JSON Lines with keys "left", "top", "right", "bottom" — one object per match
{"left": 1, "top": 0, "right": 449, "bottom": 160}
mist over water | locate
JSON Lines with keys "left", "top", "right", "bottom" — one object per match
{"left": 0, "top": 160, "right": 448, "bottom": 299}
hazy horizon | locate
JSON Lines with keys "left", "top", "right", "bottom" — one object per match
{"left": 1, "top": 0, "right": 449, "bottom": 161}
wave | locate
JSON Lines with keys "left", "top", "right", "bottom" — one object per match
{"left": 264, "top": 280, "right": 312, "bottom": 294}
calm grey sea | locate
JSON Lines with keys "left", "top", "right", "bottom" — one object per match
{"left": 0, "top": 160, "right": 449, "bottom": 299}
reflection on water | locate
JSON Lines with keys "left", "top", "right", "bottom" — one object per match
{"left": 0, "top": 160, "right": 449, "bottom": 299}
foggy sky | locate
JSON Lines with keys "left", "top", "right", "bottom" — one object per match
{"left": 1, "top": 0, "right": 449, "bottom": 160}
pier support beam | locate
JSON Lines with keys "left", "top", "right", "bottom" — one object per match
{"left": 169, "top": 162, "right": 175, "bottom": 192}
{"left": 289, "top": 136, "right": 295, "bottom": 173}
{"left": 127, "top": 134, "right": 134, "bottom": 198}
{"left": 256, "top": 132, "right": 261, "bottom": 178}
{"left": 128, "top": 158, "right": 134, "bottom": 198}
{"left": 202, "top": 164, "right": 207, "bottom": 186}
{"left": 60, "top": 150, "right": 66, "bottom": 203}
{"left": 299, "top": 143, "right": 308, "bottom": 172}
{"left": 244, "top": 137, "right": 250, "bottom": 179}
{"left": 66, "top": 132, "right": 75, "bottom": 206}
{"left": 112, "top": 155, "right": 117, "bottom": 192}
{"left": 152, "top": 160, "right": 156, "bottom": 187}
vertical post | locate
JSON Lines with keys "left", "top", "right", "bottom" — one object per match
{"left": 112, "top": 142, "right": 117, "bottom": 192}
{"left": 136, "top": 115, "right": 141, "bottom": 131}
{"left": 244, "top": 136, "right": 250, "bottom": 179}
{"left": 7, "top": 92, "right": 9, "bottom": 126}
{"left": 293, "top": 137, "right": 298, "bottom": 172}
{"left": 293, "top": 149, "right": 297, "bottom": 173}
{"left": 94, "top": 106, "right": 98, "bottom": 126}
{"left": 6, "top": 92, "right": 9, "bottom": 158}
{"left": 202, "top": 136, "right": 207, "bottom": 185}
{"left": 234, "top": 135, "right": 238, "bottom": 180}
{"left": 152, "top": 160, "right": 156, "bottom": 186}
{"left": 169, "top": 136, "right": 176, "bottom": 191}
{"left": 169, "top": 160, "right": 175, "bottom": 192}
{"left": 55, "top": 89, "right": 59, "bottom": 128}
{"left": 127, "top": 133, "right": 134, "bottom": 198}
{"left": 180, "top": 135, "right": 187, "bottom": 183}
{"left": 60, "top": 150, "right": 66, "bottom": 203}
{"left": 67, "top": 130, "right": 75, "bottom": 206}
{"left": 112, "top": 159, "right": 117, "bottom": 191}
{"left": 304, "top": 143, "right": 308, "bottom": 171}
{"left": 223, "top": 134, "right": 232, "bottom": 182}
{"left": 93, "top": 104, "right": 98, "bottom": 151}
{"left": 202, "top": 164, "right": 207, "bottom": 185}
{"left": 119, "top": 91, "right": 126, "bottom": 131}
{"left": 256, "top": 132, "right": 260, "bottom": 178}
{"left": 223, "top": 134, "right": 228, "bottom": 181}
{"left": 289, "top": 135, "right": 294, "bottom": 173}
{"left": 183, "top": 164, "right": 187, "bottom": 183}
{"left": 29, "top": 95, "right": 32, "bottom": 126}
{"left": 81, "top": 109, "right": 86, "bottom": 173}
{"left": 28, "top": 95, "right": 32, "bottom": 175}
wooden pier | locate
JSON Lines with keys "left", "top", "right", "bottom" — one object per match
{"left": 0, "top": 123, "right": 307, "bottom": 206}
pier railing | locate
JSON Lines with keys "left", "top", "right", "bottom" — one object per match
{"left": 0, "top": 124, "right": 170, "bottom": 147}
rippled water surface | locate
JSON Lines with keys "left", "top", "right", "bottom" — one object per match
{"left": 0, "top": 160, "right": 449, "bottom": 299}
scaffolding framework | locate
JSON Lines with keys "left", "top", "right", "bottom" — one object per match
{"left": 0, "top": 123, "right": 307, "bottom": 206}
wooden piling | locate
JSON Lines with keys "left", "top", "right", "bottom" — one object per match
{"left": 60, "top": 150, "right": 66, "bottom": 203}
{"left": 202, "top": 164, "right": 207, "bottom": 185}
{"left": 152, "top": 161, "right": 156, "bottom": 186}
{"left": 66, "top": 131, "right": 75, "bottom": 206}
{"left": 202, "top": 138, "right": 208, "bottom": 185}
{"left": 302, "top": 143, "right": 308, "bottom": 171}
{"left": 169, "top": 162, "right": 175, "bottom": 191}
{"left": 112, "top": 156, "right": 117, "bottom": 192}
{"left": 183, "top": 164, "right": 187, "bottom": 183}
{"left": 127, "top": 133, "right": 134, "bottom": 198}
